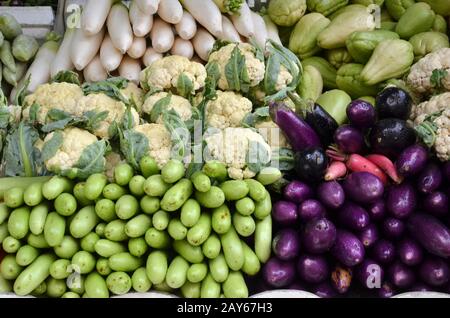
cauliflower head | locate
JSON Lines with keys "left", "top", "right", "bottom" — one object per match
{"left": 410, "top": 92, "right": 450, "bottom": 125}
{"left": 142, "top": 92, "right": 193, "bottom": 123}
{"left": 432, "top": 109, "right": 450, "bottom": 162}
{"left": 205, "top": 91, "right": 252, "bottom": 129}
{"left": 121, "top": 82, "right": 145, "bottom": 113}
{"left": 134, "top": 123, "right": 173, "bottom": 169}
{"left": 204, "top": 127, "right": 272, "bottom": 180}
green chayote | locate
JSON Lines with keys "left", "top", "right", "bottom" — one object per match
{"left": 268, "top": 0, "right": 307, "bottom": 27}
{"left": 316, "top": 90, "right": 351, "bottom": 125}
{"left": 395, "top": 3, "right": 436, "bottom": 39}
{"left": 432, "top": 15, "right": 448, "bottom": 34}
{"left": 329, "top": 4, "right": 367, "bottom": 20}
{"left": 326, "top": 48, "right": 353, "bottom": 69}
{"left": 336, "top": 63, "right": 380, "bottom": 98}
{"left": 346, "top": 30, "right": 400, "bottom": 63}
{"left": 379, "top": 21, "right": 397, "bottom": 31}
{"left": 297, "top": 65, "right": 323, "bottom": 102}
{"left": 381, "top": 9, "right": 394, "bottom": 23}
{"left": 420, "top": 0, "right": 450, "bottom": 16}
{"left": 409, "top": 32, "right": 450, "bottom": 62}
{"left": 385, "top": 0, "right": 415, "bottom": 21}
{"left": 350, "top": 0, "right": 384, "bottom": 6}
{"left": 302, "top": 56, "right": 338, "bottom": 89}
{"left": 306, "top": 0, "right": 349, "bottom": 16}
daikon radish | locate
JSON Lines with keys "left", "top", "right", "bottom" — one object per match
{"left": 263, "top": 15, "right": 282, "bottom": 45}
{"left": 24, "top": 39, "right": 59, "bottom": 92}
{"left": 100, "top": 35, "right": 123, "bottom": 72}
{"left": 136, "top": 0, "right": 160, "bottom": 15}
{"left": 192, "top": 28, "right": 215, "bottom": 61}
{"left": 129, "top": 0, "right": 154, "bottom": 37}
{"left": 150, "top": 17, "right": 174, "bottom": 53}
{"left": 249, "top": 11, "right": 268, "bottom": 49}
{"left": 119, "top": 56, "right": 141, "bottom": 84}
{"left": 84, "top": 55, "right": 108, "bottom": 82}
{"left": 81, "top": 0, "right": 114, "bottom": 35}
{"left": 158, "top": 0, "right": 183, "bottom": 24}
{"left": 218, "top": 15, "right": 241, "bottom": 42}
{"left": 230, "top": 1, "right": 254, "bottom": 38}
{"left": 142, "top": 47, "right": 163, "bottom": 66}
{"left": 171, "top": 37, "right": 194, "bottom": 59}
{"left": 127, "top": 37, "right": 147, "bottom": 59}
{"left": 175, "top": 11, "right": 197, "bottom": 40}
{"left": 107, "top": 3, "right": 133, "bottom": 54}
{"left": 70, "top": 27, "right": 105, "bottom": 71}
{"left": 179, "top": 0, "right": 222, "bottom": 36}
{"left": 50, "top": 27, "right": 75, "bottom": 77}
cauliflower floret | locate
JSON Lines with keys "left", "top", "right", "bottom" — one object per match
{"left": 134, "top": 123, "right": 173, "bottom": 169}
{"left": 433, "top": 109, "right": 450, "bottom": 162}
{"left": 142, "top": 92, "right": 193, "bottom": 123}
{"left": 208, "top": 43, "right": 265, "bottom": 91}
{"left": 204, "top": 127, "right": 272, "bottom": 180}
{"left": 120, "top": 82, "right": 145, "bottom": 113}
{"left": 275, "top": 65, "right": 294, "bottom": 91}
{"left": 205, "top": 91, "right": 252, "bottom": 129}
{"left": 411, "top": 92, "right": 450, "bottom": 125}
{"left": 7, "top": 105, "right": 21, "bottom": 124}
{"left": 255, "top": 119, "right": 289, "bottom": 149}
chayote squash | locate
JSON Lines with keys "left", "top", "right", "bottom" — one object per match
{"left": 306, "top": 0, "right": 349, "bottom": 17}
{"left": 297, "top": 65, "right": 323, "bottom": 101}
{"left": 316, "top": 89, "right": 352, "bottom": 125}
{"left": 432, "top": 15, "right": 448, "bottom": 34}
{"left": 336, "top": 63, "right": 380, "bottom": 98}
{"left": 395, "top": 3, "right": 436, "bottom": 39}
{"left": 409, "top": 32, "right": 450, "bottom": 62}
{"left": 379, "top": 21, "right": 397, "bottom": 31}
{"left": 326, "top": 48, "right": 353, "bottom": 69}
{"left": 385, "top": 0, "right": 415, "bottom": 21}
{"left": 346, "top": 30, "right": 400, "bottom": 64}
{"left": 420, "top": 0, "right": 450, "bottom": 16}
{"left": 288, "top": 13, "right": 331, "bottom": 59}
{"left": 302, "top": 56, "right": 338, "bottom": 89}
{"left": 329, "top": 4, "right": 367, "bottom": 20}
{"left": 380, "top": 9, "right": 394, "bottom": 23}
{"left": 268, "top": 0, "right": 308, "bottom": 27}
{"left": 360, "top": 39, "right": 414, "bottom": 85}
{"left": 350, "top": 0, "right": 384, "bottom": 6}
{"left": 358, "top": 96, "right": 376, "bottom": 106}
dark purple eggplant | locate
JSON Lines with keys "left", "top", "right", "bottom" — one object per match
{"left": 369, "top": 119, "right": 416, "bottom": 158}
{"left": 297, "top": 199, "right": 326, "bottom": 222}
{"left": 388, "top": 261, "right": 415, "bottom": 289}
{"left": 382, "top": 217, "right": 405, "bottom": 239}
{"left": 331, "top": 230, "right": 365, "bottom": 267}
{"left": 317, "top": 181, "right": 345, "bottom": 209}
{"left": 357, "top": 259, "right": 384, "bottom": 290}
{"left": 358, "top": 224, "right": 379, "bottom": 248}
{"left": 378, "top": 282, "right": 395, "bottom": 298}
{"left": 297, "top": 254, "right": 329, "bottom": 284}
{"left": 312, "top": 282, "right": 338, "bottom": 298}
{"left": 397, "top": 238, "right": 423, "bottom": 266}
{"left": 444, "top": 162, "right": 450, "bottom": 183}
{"left": 270, "top": 102, "right": 321, "bottom": 152}
{"left": 396, "top": 144, "right": 428, "bottom": 177}
{"left": 272, "top": 200, "right": 298, "bottom": 226}
{"left": 346, "top": 99, "right": 376, "bottom": 130}
{"left": 424, "top": 191, "right": 449, "bottom": 217}
{"left": 262, "top": 258, "right": 296, "bottom": 288}
{"left": 294, "top": 147, "right": 328, "bottom": 183}
{"left": 417, "top": 163, "right": 443, "bottom": 194}
{"left": 376, "top": 87, "right": 412, "bottom": 120}
{"left": 343, "top": 172, "right": 384, "bottom": 204}
{"left": 301, "top": 218, "right": 337, "bottom": 254}
{"left": 419, "top": 258, "right": 450, "bottom": 287}
{"left": 331, "top": 265, "right": 352, "bottom": 294}
{"left": 272, "top": 229, "right": 301, "bottom": 261}
{"left": 368, "top": 199, "right": 387, "bottom": 221}
{"left": 386, "top": 183, "right": 417, "bottom": 219}
{"left": 407, "top": 213, "right": 450, "bottom": 258}
{"left": 338, "top": 202, "right": 370, "bottom": 231}
{"left": 372, "top": 239, "right": 396, "bottom": 264}
{"left": 334, "top": 125, "right": 365, "bottom": 154}
{"left": 283, "top": 180, "right": 314, "bottom": 204}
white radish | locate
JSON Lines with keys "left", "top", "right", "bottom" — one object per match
{"left": 50, "top": 27, "right": 75, "bottom": 77}
{"left": 179, "top": 0, "right": 222, "bottom": 36}
{"left": 142, "top": 47, "right": 163, "bottom": 67}
{"left": 136, "top": 0, "right": 160, "bottom": 15}
{"left": 127, "top": 37, "right": 147, "bottom": 59}
{"left": 171, "top": 37, "right": 194, "bottom": 59}
{"left": 100, "top": 35, "right": 123, "bottom": 72}
{"left": 249, "top": 11, "right": 268, "bottom": 50}
{"left": 70, "top": 27, "right": 105, "bottom": 71}
{"left": 230, "top": 1, "right": 254, "bottom": 38}
{"left": 129, "top": 0, "right": 154, "bottom": 37}
{"left": 158, "top": 0, "right": 183, "bottom": 24}
{"left": 107, "top": 3, "right": 134, "bottom": 54}
{"left": 24, "top": 40, "right": 59, "bottom": 93}
{"left": 119, "top": 56, "right": 142, "bottom": 84}
{"left": 81, "top": 0, "right": 114, "bottom": 35}
{"left": 175, "top": 11, "right": 197, "bottom": 40}
{"left": 192, "top": 28, "right": 215, "bottom": 61}
{"left": 84, "top": 55, "right": 108, "bottom": 82}
{"left": 150, "top": 17, "right": 175, "bottom": 53}
{"left": 263, "top": 15, "right": 282, "bottom": 45}
{"left": 218, "top": 15, "right": 241, "bottom": 42}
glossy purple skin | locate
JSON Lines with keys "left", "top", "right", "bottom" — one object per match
{"left": 334, "top": 125, "right": 365, "bottom": 154}
{"left": 343, "top": 172, "right": 384, "bottom": 204}
{"left": 298, "top": 199, "right": 326, "bottom": 222}
{"left": 388, "top": 261, "right": 415, "bottom": 289}
{"left": 301, "top": 218, "right": 337, "bottom": 254}
{"left": 396, "top": 144, "right": 428, "bottom": 177}
{"left": 397, "top": 239, "right": 423, "bottom": 266}
{"left": 312, "top": 282, "right": 338, "bottom": 298}
{"left": 386, "top": 183, "right": 416, "bottom": 219}
{"left": 331, "top": 265, "right": 353, "bottom": 294}
{"left": 378, "top": 282, "right": 395, "bottom": 298}
{"left": 372, "top": 240, "right": 396, "bottom": 264}
{"left": 331, "top": 230, "right": 365, "bottom": 267}
{"left": 272, "top": 201, "right": 298, "bottom": 226}
{"left": 272, "top": 229, "right": 301, "bottom": 261}
{"left": 368, "top": 199, "right": 386, "bottom": 221}
{"left": 444, "top": 162, "right": 450, "bottom": 182}
{"left": 408, "top": 213, "right": 450, "bottom": 258}
{"left": 424, "top": 191, "right": 449, "bottom": 217}
{"left": 317, "top": 181, "right": 345, "bottom": 209}
{"left": 419, "top": 258, "right": 450, "bottom": 287}
{"left": 297, "top": 254, "right": 329, "bottom": 284}
{"left": 346, "top": 100, "right": 376, "bottom": 129}
{"left": 357, "top": 259, "right": 384, "bottom": 290}
{"left": 283, "top": 180, "right": 314, "bottom": 204}
{"left": 382, "top": 217, "right": 405, "bottom": 239}
{"left": 338, "top": 202, "right": 370, "bottom": 231}
{"left": 417, "top": 163, "right": 443, "bottom": 194}
{"left": 358, "top": 224, "right": 379, "bottom": 248}
{"left": 262, "top": 258, "right": 296, "bottom": 288}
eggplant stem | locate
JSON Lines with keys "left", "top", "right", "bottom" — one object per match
{"left": 287, "top": 91, "right": 312, "bottom": 118}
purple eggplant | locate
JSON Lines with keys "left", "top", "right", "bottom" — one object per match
{"left": 383, "top": 217, "right": 405, "bottom": 239}
{"left": 283, "top": 180, "right": 314, "bottom": 204}
{"left": 312, "top": 282, "right": 338, "bottom": 298}
{"left": 388, "top": 261, "right": 415, "bottom": 289}
{"left": 386, "top": 183, "right": 417, "bottom": 219}
{"left": 298, "top": 199, "right": 326, "bottom": 222}
{"left": 357, "top": 259, "right": 384, "bottom": 290}
{"left": 368, "top": 199, "right": 387, "bottom": 221}
{"left": 302, "top": 218, "right": 337, "bottom": 254}
{"left": 346, "top": 100, "right": 376, "bottom": 130}
{"left": 396, "top": 144, "right": 428, "bottom": 177}
{"left": 358, "top": 224, "right": 379, "bottom": 248}
{"left": 331, "top": 230, "right": 365, "bottom": 267}
{"left": 343, "top": 172, "right": 384, "bottom": 204}
{"left": 419, "top": 258, "right": 450, "bottom": 287}
{"left": 294, "top": 147, "right": 328, "bottom": 183}
{"left": 272, "top": 229, "right": 301, "bottom": 261}
{"left": 334, "top": 125, "right": 365, "bottom": 154}
{"left": 407, "top": 213, "right": 450, "bottom": 258}
{"left": 331, "top": 265, "right": 353, "bottom": 294}
{"left": 444, "top": 162, "right": 450, "bottom": 182}
{"left": 262, "top": 258, "right": 296, "bottom": 288}
{"left": 338, "top": 202, "right": 370, "bottom": 231}
{"left": 297, "top": 254, "right": 329, "bottom": 284}
{"left": 272, "top": 201, "right": 298, "bottom": 226}
{"left": 378, "top": 282, "right": 395, "bottom": 298}
{"left": 270, "top": 102, "right": 321, "bottom": 152}
{"left": 417, "top": 163, "right": 443, "bottom": 194}
{"left": 369, "top": 119, "right": 416, "bottom": 158}
{"left": 376, "top": 87, "right": 412, "bottom": 120}
{"left": 424, "top": 191, "right": 449, "bottom": 217}
{"left": 372, "top": 239, "right": 396, "bottom": 264}
{"left": 397, "top": 238, "right": 423, "bottom": 266}
{"left": 317, "top": 181, "right": 345, "bottom": 209}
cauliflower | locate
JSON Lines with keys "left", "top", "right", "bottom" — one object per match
{"left": 140, "top": 55, "right": 207, "bottom": 95}
{"left": 205, "top": 91, "right": 252, "bottom": 129}
{"left": 6, "top": 105, "right": 21, "bottom": 124}
{"left": 134, "top": 123, "right": 173, "bottom": 169}
{"left": 142, "top": 92, "right": 193, "bottom": 123}
{"left": 204, "top": 127, "right": 272, "bottom": 180}
{"left": 120, "top": 82, "right": 145, "bottom": 113}
{"left": 410, "top": 92, "right": 450, "bottom": 125}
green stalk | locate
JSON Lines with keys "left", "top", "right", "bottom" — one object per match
{"left": 18, "top": 122, "right": 33, "bottom": 177}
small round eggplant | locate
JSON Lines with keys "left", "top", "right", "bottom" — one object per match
{"left": 408, "top": 214, "right": 450, "bottom": 258}
{"left": 331, "top": 265, "right": 353, "bottom": 294}
{"left": 302, "top": 218, "right": 337, "bottom": 254}
{"left": 397, "top": 238, "right": 423, "bottom": 266}
{"left": 312, "top": 282, "right": 338, "bottom": 298}
{"left": 372, "top": 239, "right": 396, "bottom": 264}
{"left": 272, "top": 201, "right": 298, "bottom": 226}
{"left": 317, "top": 181, "right": 345, "bottom": 209}
{"left": 378, "top": 282, "right": 395, "bottom": 298}
{"left": 424, "top": 191, "right": 449, "bottom": 217}
{"left": 419, "top": 258, "right": 450, "bottom": 287}
{"left": 358, "top": 224, "right": 379, "bottom": 248}
{"left": 297, "top": 199, "right": 326, "bottom": 222}
{"left": 334, "top": 125, "right": 365, "bottom": 154}
{"left": 338, "top": 202, "right": 370, "bottom": 231}
{"left": 357, "top": 259, "right": 384, "bottom": 290}
{"left": 383, "top": 217, "right": 405, "bottom": 239}
{"left": 272, "top": 229, "right": 301, "bottom": 261}
{"left": 417, "top": 163, "right": 443, "bottom": 194}
{"left": 369, "top": 119, "right": 416, "bottom": 158}
{"left": 331, "top": 230, "right": 365, "bottom": 267}
{"left": 283, "top": 180, "right": 314, "bottom": 204}
{"left": 262, "top": 258, "right": 296, "bottom": 288}
{"left": 346, "top": 100, "right": 376, "bottom": 130}
{"left": 294, "top": 147, "right": 328, "bottom": 184}
{"left": 386, "top": 183, "right": 417, "bottom": 219}
{"left": 297, "top": 254, "right": 329, "bottom": 284}
{"left": 368, "top": 199, "right": 386, "bottom": 221}
{"left": 388, "top": 261, "right": 415, "bottom": 289}
{"left": 376, "top": 87, "right": 412, "bottom": 120}
{"left": 396, "top": 144, "right": 428, "bottom": 177}
{"left": 343, "top": 172, "right": 384, "bottom": 204}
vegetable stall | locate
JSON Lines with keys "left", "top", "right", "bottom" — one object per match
{"left": 0, "top": 0, "right": 449, "bottom": 298}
